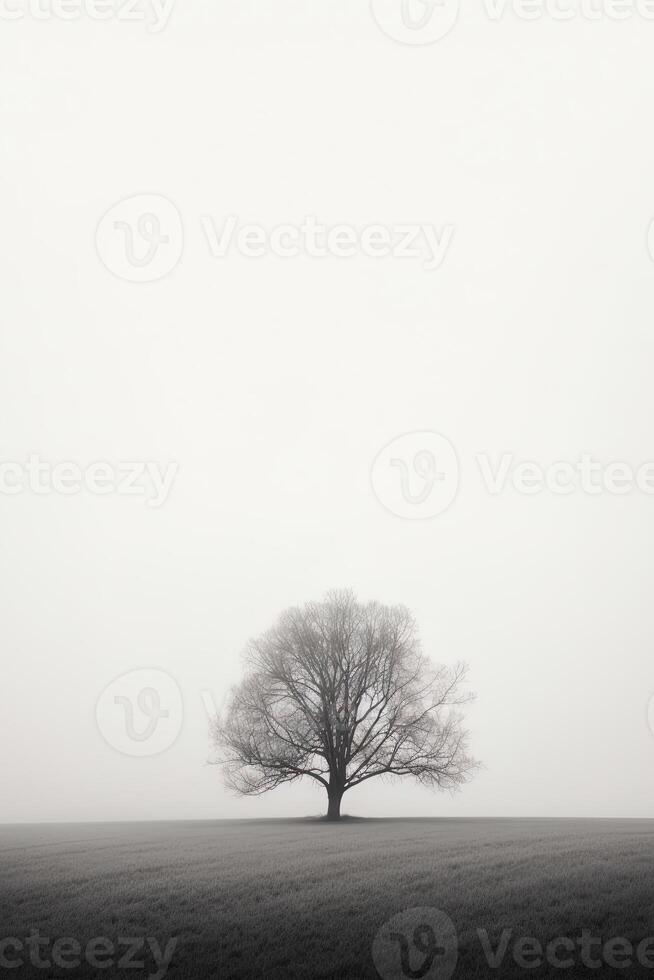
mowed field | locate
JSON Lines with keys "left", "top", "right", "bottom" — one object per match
{"left": 2, "top": 817, "right": 654, "bottom": 979}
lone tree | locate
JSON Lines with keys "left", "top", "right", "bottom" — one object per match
{"left": 212, "top": 590, "right": 477, "bottom": 820}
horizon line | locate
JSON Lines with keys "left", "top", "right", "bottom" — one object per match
{"left": 2, "top": 814, "right": 653, "bottom": 828}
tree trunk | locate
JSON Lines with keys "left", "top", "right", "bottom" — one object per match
{"left": 326, "top": 787, "right": 343, "bottom": 820}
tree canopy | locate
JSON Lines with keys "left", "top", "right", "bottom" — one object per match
{"left": 212, "top": 590, "right": 477, "bottom": 819}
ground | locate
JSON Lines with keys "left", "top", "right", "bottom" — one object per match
{"left": 1, "top": 818, "right": 654, "bottom": 978}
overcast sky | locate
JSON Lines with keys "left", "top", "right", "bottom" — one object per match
{"left": 2, "top": 1, "right": 654, "bottom": 823}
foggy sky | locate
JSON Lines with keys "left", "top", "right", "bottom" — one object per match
{"left": 2, "top": 1, "right": 654, "bottom": 823}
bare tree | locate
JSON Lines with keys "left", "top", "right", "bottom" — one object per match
{"left": 212, "top": 590, "right": 477, "bottom": 820}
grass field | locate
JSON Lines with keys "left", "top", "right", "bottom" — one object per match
{"left": 2, "top": 817, "right": 654, "bottom": 978}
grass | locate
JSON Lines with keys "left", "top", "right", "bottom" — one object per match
{"left": 2, "top": 817, "right": 654, "bottom": 977}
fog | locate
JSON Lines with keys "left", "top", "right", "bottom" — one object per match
{"left": 2, "top": 1, "right": 654, "bottom": 823}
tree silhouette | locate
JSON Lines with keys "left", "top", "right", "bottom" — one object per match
{"left": 212, "top": 590, "right": 477, "bottom": 820}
